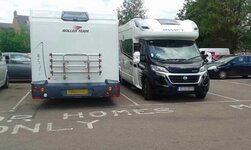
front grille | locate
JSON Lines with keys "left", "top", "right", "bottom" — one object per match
{"left": 169, "top": 75, "right": 200, "bottom": 83}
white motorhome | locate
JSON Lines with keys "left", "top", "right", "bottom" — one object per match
{"left": 119, "top": 18, "right": 210, "bottom": 100}
{"left": 30, "top": 10, "right": 120, "bottom": 99}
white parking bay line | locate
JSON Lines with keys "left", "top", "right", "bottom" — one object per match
{"left": 9, "top": 90, "right": 31, "bottom": 112}
{"left": 208, "top": 92, "right": 240, "bottom": 102}
{"left": 121, "top": 93, "right": 139, "bottom": 106}
{"left": 220, "top": 80, "right": 251, "bottom": 87}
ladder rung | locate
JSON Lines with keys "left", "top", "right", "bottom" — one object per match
{"left": 50, "top": 53, "right": 101, "bottom": 57}
{"left": 52, "top": 71, "right": 101, "bottom": 74}
{"left": 51, "top": 65, "right": 101, "bottom": 68}
{"left": 50, "top": 59, "right": 101, "bottom": 62}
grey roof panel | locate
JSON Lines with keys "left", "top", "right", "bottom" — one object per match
{"left": 0, "top": 23, "right": 13, "bottom": 29}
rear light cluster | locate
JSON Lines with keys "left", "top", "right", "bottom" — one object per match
{"left": 33, "top": 86, "right": 45, "bottom": 93}
{"left": 33, "top": 86, "right": 47, "bottom": 100}
{"left": 105, "top": 85, "right": 120, "bottom": 97}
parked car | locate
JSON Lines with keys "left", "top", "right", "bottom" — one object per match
{"left": 207, "top": 55, "right": 251, "bottom": 79}
{"left": 0, "top": 51, "right": 9, "bottom": 88}
{"left": 3, "top": 52, "right": 31, "bottom": 81}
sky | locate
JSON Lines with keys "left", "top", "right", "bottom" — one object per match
{"left": 0, "top": 0, "right": 185, "bottom": 23}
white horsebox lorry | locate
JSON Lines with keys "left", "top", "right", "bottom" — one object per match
{"left": 30, "top": 10, "right": 120, "bottom": 99}
{"left": 119, "top": 18, "right": 210, "bottom": 100}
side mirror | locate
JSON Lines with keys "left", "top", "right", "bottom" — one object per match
{"left": 202, "top": 54, "right": 208, "bottom": 60}
{"left": 133, "top": 51, "right": 140, "bottom": 63}
{"left": 200, "top": 51, "right": 208, "bottom": 61}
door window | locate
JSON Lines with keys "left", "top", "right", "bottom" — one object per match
{"left": 232, "top": 57, "right": 245, "bottom": 64}
{"left": 121, "top": 39, "right": 133, "bottom": 58}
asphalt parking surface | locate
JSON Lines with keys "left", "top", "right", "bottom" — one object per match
{"left": 0, "top": 78, "right": 251, "bottom": 150}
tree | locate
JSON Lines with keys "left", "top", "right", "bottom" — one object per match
{"left": 177, "top": 0, "right": 251, "bottom": 53}
{"left": 242, "top": 31, "right": 251, "bottom": 51}
{"left": 117, "top": 0, "right": 147, "bottom": 25}
{"left": 0, "top": 27, "right": 30, "bottom": 53}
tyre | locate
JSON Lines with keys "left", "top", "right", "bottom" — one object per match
{"left": 218, "top": 71, "right": 227, "bottom": 79}
{"left": 195, "top": 91, "right": 207, "bottom": 99}
{"left": 3, "top": 74, "right": 9, "bottom": 89}
{"left": 143, "top": 78, "right": 153, "bottom": 100}
{"left": 119, "top": 73, "right": 124, "bottom": 85}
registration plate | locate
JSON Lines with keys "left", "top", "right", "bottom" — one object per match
{"left": 177, "top": 87, "right": 194, "bottom": 92}
{"left": 67, "top": 89, "right": 88, "bottom": 95}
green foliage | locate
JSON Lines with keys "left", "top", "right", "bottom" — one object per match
{"left": 0, "top": 27, "right": 30, "bottom": 53}
{"left": 177, "top": 0, "right": 251, "bottom": 53}
{"left": 117, "top": 0, "right": 147, "bottom": 25}
{"left": 242, "top": 31, "right": 251, "bottom": 51}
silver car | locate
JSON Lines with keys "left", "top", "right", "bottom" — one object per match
{"left": 0, "top": 51, "right": 9, "bottom": 88}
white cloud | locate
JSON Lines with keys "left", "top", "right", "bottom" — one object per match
{"left": 0, "top": 0, "right": 184, "bottom": 23}
{"left": 144, "top": 0, "right": 184, "bottom": 19}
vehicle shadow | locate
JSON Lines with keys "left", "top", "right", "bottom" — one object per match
{"left": 122, "top": 82, "right": 204, "bottom": 104}
{"left": 37, "top": 97, "right": 116, "bottom": 110}
{"left": 10, "top": 80, "right": 31, "bottom": 83}
{"left": 210, "top": 76, "right": 251, "bottom": 80}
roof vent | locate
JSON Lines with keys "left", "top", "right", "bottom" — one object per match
{"left": 141, "top": 26, "right": 150, "bottom": 29}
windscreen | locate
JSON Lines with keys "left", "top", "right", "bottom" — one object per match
{"left": 147, "top": 40, "right": 202, "bottom": 62}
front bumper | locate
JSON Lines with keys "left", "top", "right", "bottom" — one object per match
{"left": 31, "top": 80, "right": 120, "bottom": 99}
{"left": 148, "top": 71, "right": 210, "bottom": 95}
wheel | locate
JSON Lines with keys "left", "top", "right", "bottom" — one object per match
{"left": 3, "top": 74, "right": 9, "bottom": 89}
{"left": 143, "top": 78, "right": 153, "bottom": 100}
{"left": 195, "top": 92, "right": 207, "bottom": 99}
{"left": 218, "top": 71, "right": 227, "bottom": 79}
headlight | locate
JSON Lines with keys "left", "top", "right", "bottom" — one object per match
{"left": 208, "top": 66, "right": 217, "bottom": 70}
{"left": 151, "top": 65, "right": 169, "bottom": 73}
{"left": 199, "top": 65, "right": 207, "bottom": 72}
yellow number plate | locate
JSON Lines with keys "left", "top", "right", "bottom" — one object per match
{"left": 67, "top": 89, "right": 88, "bottom": 95}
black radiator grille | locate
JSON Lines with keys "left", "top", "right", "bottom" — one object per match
{"left": 169, "top": 75, "right": 200, "bottom": 83}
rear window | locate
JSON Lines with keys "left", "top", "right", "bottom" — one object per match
{"left": 61, "top": 11, "right": 89, "bottom": 22}
{"left": 232, "top": 56, "right": 245, "bottom": 63}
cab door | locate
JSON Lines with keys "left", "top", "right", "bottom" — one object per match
{"left": 132, "top": 43, "right": 142, "bottom": 89}
{"left": 229, "top": 56, "right": 246, "bottom": 76}
{"left": 245, "top": 56, "right": 251, "bottom": 75}
{"left": 119, "top": 39, "right": 134, "bottom": 84}
{"left": 8, "top": 53, "right": 31, "bottom": 80}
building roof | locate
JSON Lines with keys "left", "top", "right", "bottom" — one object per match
{"left": 0, "top": 23, "right": 13, "bottom": 29}
{"left": 13, "top": 11, "right": 29, "bottom": 27}
{"left": 16, "top": 15, "right": 29, "bottom": 25}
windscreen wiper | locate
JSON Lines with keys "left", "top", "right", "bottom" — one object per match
{"left": 187, "top": 56, "right": 201, "bottom": 60}
{"left": 159, "top": 59, "right": 186, "bottom": 62}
